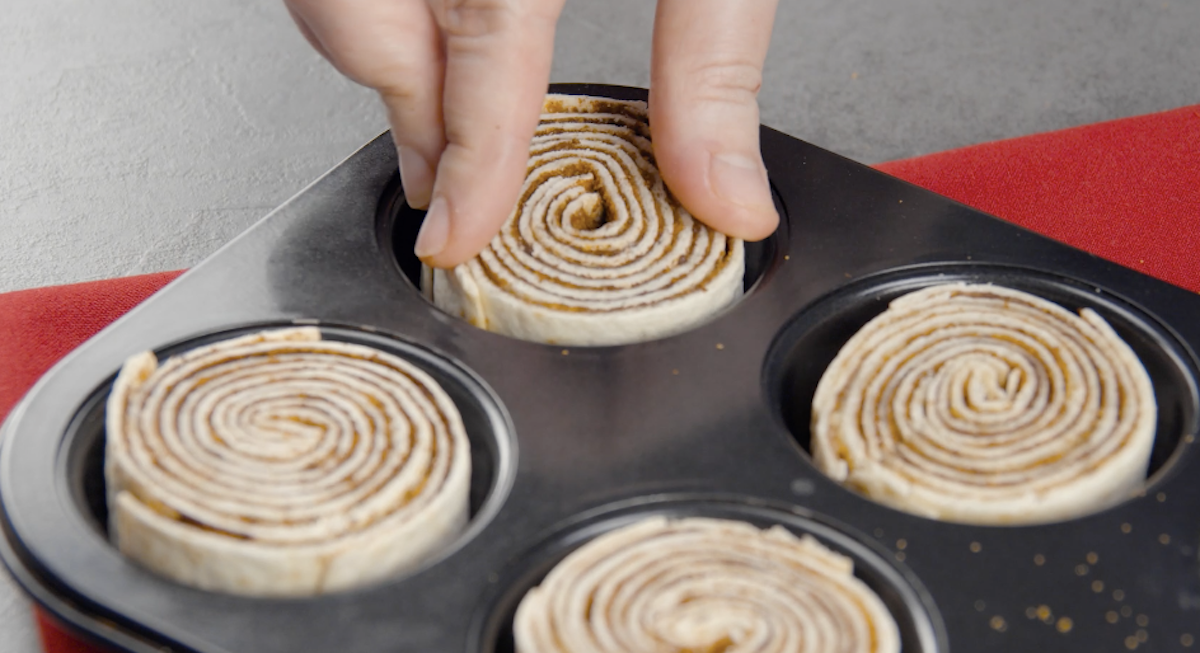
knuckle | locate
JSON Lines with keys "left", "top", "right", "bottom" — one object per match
{"left": 441, "top": 120, "right": 497, "bottom": 162}
{"left": 377, "top": 81, "right": 422, "bottom": 106}
{"left": 435, "top": 0, "right": 518, "bottom": 39}
{"left": 364, "top": 63, "right": 431, "bottom": 102}
{"left": 685, "top": 60, "right": 764, "bottom": 106}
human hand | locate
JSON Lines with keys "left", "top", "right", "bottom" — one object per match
{"left": 284, "top": 0, "right": 780, "bottom": 269}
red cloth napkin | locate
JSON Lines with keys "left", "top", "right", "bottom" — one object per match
{"left": 0, "top": 271, "right": 184, "bottom": 425}
{"left": 875, "top": 104, "right": 1200, "bottom": 292}
{"left": 6, "top": 104, "right": 1199, "bottom": 653}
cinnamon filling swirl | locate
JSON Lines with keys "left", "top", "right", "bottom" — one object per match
{"left": 105, "top": 327, "right": 471, "bottom": 596}
{"left": 425, "top": 94, "right": 745, "bottom": 346}
{"left": 811, "top": 283, "right": 1157, "bottom": 524}
{"left": 514, "top": 517, "right": 900, "bottom": 653}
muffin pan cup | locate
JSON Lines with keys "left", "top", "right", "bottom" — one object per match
{"left": 3, "top": 84, "right": 1199, "bottom": 653}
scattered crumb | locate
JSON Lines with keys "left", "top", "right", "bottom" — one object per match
{"left": 1092, "top": 580, "right": 1105, "bottom": 593}
{"left": 1106, "top": 611, "right": 1120, "bottom": 624}
{"left": 1136, "top": 615, "right": 1149, "bottom": 627}
{"left": 1182, "top": 633, "right": 1194, "bottom": 647}
{"left": 1126, "top": 635, "right": 1139, "bottom": 650}
{"left": 1159, "top": 534, "right": 1171, "bottom": 545}
{"left": 1056, "top": 616, "right": 1073, "bottom": 633}
{"left": 1033, "top": 554, "right": 1046, "bottom": 566}
{"left": 970, "top": 541, "right": 982, "bottom": 553}
{"left": 990, "top": 616, "right": 1007, "bottom": 632}
{"left": 1025, "top": 607, "right": 1037, "bottom": 619}
{"left": 1136, "top": 629, "right": 1149, "bottom": 643}
{"left": 784, "top": 255, "right": 790, "bottom": 261}
{"left": 1075, "top": 564, "right": 1089, "bottom": 576}
{"left": 1156, "top": 492, "right": 1167, "bottom": 502}
{"left": 895, "top": 551, "right": 906, "bottom": 562}
{"left": 671, "top": 369, "right": 679, "bottom": 375}
{"left": 1121, "top": 523, "right": 1133, "bottom": 534}
{"left": 561, "top": 349, "right": 569, "bottom": 356}
{"left": 715, "top": 343, "right": 725, "bottom": 350}
{"left": 1113, "top": 589, "right": 1126, "bottom": 601}
{"left": 1087, "top": 552, "right": 1099, "bottom": 564}
{"left": 1121, "top": 606, "right": 1133, "bottom": 618}
{"left": 896, "top": 539, "right": 907, "bottom": 550}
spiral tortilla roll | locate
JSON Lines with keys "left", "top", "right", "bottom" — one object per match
{"left": 425, "top": 95, "right": 745, "bottom": 346}
{"left": 514, "top": 517, "right": 900, "bottom": 653}
{"left": 812, "top": 283, "right": 1157, "bottom": 524}
{"left": 104, "top": 327, "right": 471, "bottom": 596}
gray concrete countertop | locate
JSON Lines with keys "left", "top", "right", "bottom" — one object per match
{"left": 2, "top": 0, "right": 1197, "bottom": 650}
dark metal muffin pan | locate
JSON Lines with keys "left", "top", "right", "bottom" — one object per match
{"left": 3, "top": 84, "right": 1199, "bottom": 653}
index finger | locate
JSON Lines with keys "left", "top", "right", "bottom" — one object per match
{"left": 416, "top": 0, "right": 567, "bottom": 268}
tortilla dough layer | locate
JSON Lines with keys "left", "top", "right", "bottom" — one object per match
{"left": 105, "top": 327, "right": 471, "bottom": 596}
{"left": 427, "top": 94, "right": 745, "bottom": 346}
{"left": 812, "top": 283, "right": 1157, "bottom": 525}
{"left": 514, "top": 516, "right": 900, "bottom": 653}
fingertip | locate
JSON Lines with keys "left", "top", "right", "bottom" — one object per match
{"left": 412, "top": 189, "right": 514, "bottom": 269}
{"left": 705, "top": 150, "right": 780, "bottom": 239}
{"left": 397, "top": 145, "right": 435, "bottom": 209}
{"left": 655, "top": 141, "right": 779, "bottom": 242}
{"left": 414, "top": 196, "right": 478, "bottom": 269}
{"left": 414, "top": 196, "right": 450, "bottom": 262}
{"left": 721, "top": 203, "right": 780, "bottom": 242}
{"left": 418, "top": 244, "right": 476, "bottom": 270}
{"left": 689, "top": 192, "right": 780, "bottom": 243}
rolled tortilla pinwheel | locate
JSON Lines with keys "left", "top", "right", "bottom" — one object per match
{"left": 812, "top": 283, "right": 1157, "bottom": 525}
{"left": 513, "top": 516, "right": 900, "bottom": 653}
{"left": 104, "top": 327, "right": 471, "bottom": 596}
{"left": 425, "top": 95, "right": 745, "bottom": 346}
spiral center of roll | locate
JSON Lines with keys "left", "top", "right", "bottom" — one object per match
{"left": 960, "top": 358, "right": 1021, "bottom": 412}
{"left": 655, "top": 601, "right": 758, "bottom": 651}
{"left": 568, "top": 191, "right": 607, "bottom": 231}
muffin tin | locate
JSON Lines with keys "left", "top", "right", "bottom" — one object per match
{"left": 3, "top": 84, "right": 1199, "bottom": 652}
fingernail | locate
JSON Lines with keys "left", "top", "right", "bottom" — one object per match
{"left": 709, "top": 152, "right": 774, "bottom": 210}
{"left": 415, "top": 196, "right": 450, "bottom": 261}
{"left": 397, "top": 146, "right": 433, "bottom": 209}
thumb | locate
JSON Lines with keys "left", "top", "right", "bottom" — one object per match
{"left": 649, "top": 0, "right": 780, "bottom": 241}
